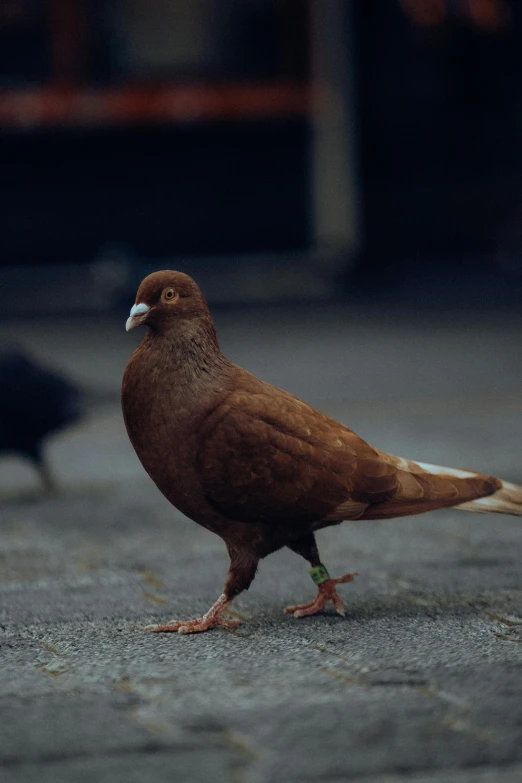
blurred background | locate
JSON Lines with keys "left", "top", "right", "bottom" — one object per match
{"left": 1, "top": 0, "right": 522, "bottom": 494}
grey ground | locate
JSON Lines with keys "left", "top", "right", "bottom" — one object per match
{"left": 1, "top": 305, "right": 521, "bottom": 783}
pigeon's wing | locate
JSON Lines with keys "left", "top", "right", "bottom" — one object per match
{"left": 198, "top": 385, "right": 398, "bottom": 526}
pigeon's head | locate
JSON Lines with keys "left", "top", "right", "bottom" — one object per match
{"left": 125, "top": 271, "right": 210, "bottom": 334}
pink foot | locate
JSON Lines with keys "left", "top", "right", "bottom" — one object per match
{"left": 284, "top": 573, "right": 358, "bottom": 619}
{"left": 145, "top": 594, "right": 240, "bottom": 634}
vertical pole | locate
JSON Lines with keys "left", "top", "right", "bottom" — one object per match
{"left": 309, "top": 0, "right": 360, "bottom": 264}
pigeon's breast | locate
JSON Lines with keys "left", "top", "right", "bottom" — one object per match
{"left": 122, "top": 354, "right": 225, "bottom": 526}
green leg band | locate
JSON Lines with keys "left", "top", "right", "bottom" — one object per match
{"left": 309, "top": 564, "right": 330, "bottom": 586}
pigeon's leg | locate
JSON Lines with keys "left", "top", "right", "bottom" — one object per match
{"left": 31, "top": 448, "right": 57, "bottom": 494}
{"left": 285, "top": 534, "right": 358, "bottom": 618}
{"left": 37, "top": 458, "right": 57, "bottom": 494}
{"left": 145, "top": 550, "right": 259, "bottom": 635}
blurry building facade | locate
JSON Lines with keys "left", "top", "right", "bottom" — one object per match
{"left": 0, "top": 0, "right": 521, "bottom": 306}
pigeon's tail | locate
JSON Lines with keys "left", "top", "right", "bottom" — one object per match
{"left": 350, "top": 455, "right": 522, "bottom": 521}
{"left": 453, "top": 479, "right": 522, "bottom": 515}
{"left": 406, "top": 461, "right": 522, "bottom": 516}
{"left": 399, "top": 459, "right": 522, "bottom": 517}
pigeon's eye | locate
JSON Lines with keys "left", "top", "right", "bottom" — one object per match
{"left": 163, "top": 288, "right": 179, "bottom": 302}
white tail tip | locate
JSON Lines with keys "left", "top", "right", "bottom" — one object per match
{"left": 455, "top": 480, "right": 522, "bottom": 516}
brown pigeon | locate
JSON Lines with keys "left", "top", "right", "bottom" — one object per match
{"left": 122, "top": 271, "right": 522, "bottom": 634}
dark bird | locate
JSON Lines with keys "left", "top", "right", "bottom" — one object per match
{"left": 122, "top": 271, "right": 522, "bottom": 634}
{"left": 0, "top": 347, "right": 83, "bottom": 492}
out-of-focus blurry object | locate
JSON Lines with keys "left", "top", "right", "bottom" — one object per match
{"left": 353, "top": 0, "right": 522, "bottom": 294}
{"left": 0, "top": 347, "right": 84, "bottom": 492}
{"left": 400, "top": 0, "right": 510, "bottom": 31}
{"left": 0, "top": 0, "right": 359, "bottom": 310}
{"left": 2, "top": 0, "right": 519, "bottom": 309}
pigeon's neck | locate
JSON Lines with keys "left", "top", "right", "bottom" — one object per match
{"left": 145, "top": 318, "right": 232, "bottom": 393}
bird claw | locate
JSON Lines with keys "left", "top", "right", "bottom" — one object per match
{"left": 145, "top": 614, "right": 240, "bottom": 634}
{"left": 284, "top": 573, "right": 358, "bottom": 619}
{"left": 180, "top": 615, "right": 240, "bottom": 634}
{"left": 145, "top": 594, "right": 240, "bottom": 634}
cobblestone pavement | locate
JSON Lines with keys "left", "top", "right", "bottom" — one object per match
{"left": 1, "top": 306, "right": 521, "bottom": 782}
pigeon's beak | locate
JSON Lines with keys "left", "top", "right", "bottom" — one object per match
{"left": 126, "top": 302, "right": 151, "bottom": 331}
